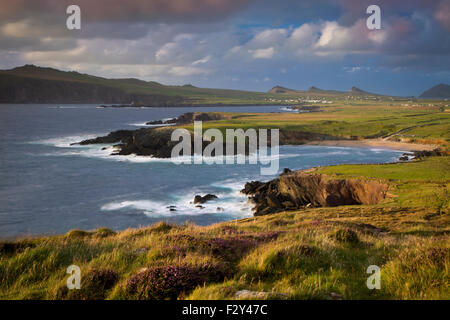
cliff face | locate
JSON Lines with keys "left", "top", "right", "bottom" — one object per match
{"left": 242, "top": 171, "right": 388, "bottom": 215}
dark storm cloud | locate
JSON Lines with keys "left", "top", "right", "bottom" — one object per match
{"left": 0, "top": 0, "right": 252, "bottom": 23}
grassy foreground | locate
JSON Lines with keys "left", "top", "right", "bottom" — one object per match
{"left": 0, "top": 157, "right": 448, "bottom": 300}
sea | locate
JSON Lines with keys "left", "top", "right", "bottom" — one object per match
{"left": 0, "top": 104, "right": 405, "bottom": 238}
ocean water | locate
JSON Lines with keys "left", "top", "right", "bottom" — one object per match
{"left": 0, "top": 104, "right": 405, "bottom": 238}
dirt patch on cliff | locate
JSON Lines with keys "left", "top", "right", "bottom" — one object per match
{"left": 242, "top": 172, "right": 388, "bottom": 215}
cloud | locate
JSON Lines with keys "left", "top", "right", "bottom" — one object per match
{"left": 168, "top": 66, "right": 210, "bottom": 76}
{"left": 435, "top": 0, "right": 450, "bottom": 31}
{"left": 248, "top": 29, "right": 288, "bottom": 48}
{"left": 250, "top": 47, "right": 275, "bottom": 59}
{"left": 0, "top": 0, "right": 252, "bottom": 23}
{"left": 192, "top": 55, "right": 211, "bottom": 65}
{"left": 0, "top": 0, "right": 448, "bottom": 94}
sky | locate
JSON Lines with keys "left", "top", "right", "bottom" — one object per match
{"left": 0, "top": 0, "right": 449, "bottom": 96}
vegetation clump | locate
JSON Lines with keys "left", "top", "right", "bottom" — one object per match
{"left": 95, "top": 228, "right": 116, "bottom": 238}
{"left": 150, "top": 221, "right": 175, "bottom": 233}
{"left": 57, "top": 268, "right": 119, "bottom": 300}
{"left": 65, "top": 229, "right": 92, "bottom": 239}
{"left": 0, "top": 241, "right": 35, "bottom": 255}
{"left": 125, "top": 263, "right": 230, "bottom": 300}
{"left": 330, "top": 228, "right": 360, "bottom": 245}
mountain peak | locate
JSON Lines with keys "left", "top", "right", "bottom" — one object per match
{"left": 349, "top": 86, "right": 366, "bottom": 94}
{"left": 268, "top": 85, "right": 297, "bottom": 94}
{"left": 307, "top": 86, "right": 323, "bottom": 92}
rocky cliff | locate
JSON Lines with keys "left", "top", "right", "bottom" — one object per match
{"left": 242, "top": 171, "right": 388, "bottom": 215}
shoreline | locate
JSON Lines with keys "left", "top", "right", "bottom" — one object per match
{"left": 305, "top": 139, "right": 437, "bottom": 152}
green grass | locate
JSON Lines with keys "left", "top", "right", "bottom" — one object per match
{"left": 316, "top": 157, "right": 450, "bottom": 181}
{"left": 178, "top": 105, "right": 450, "bottom": 144}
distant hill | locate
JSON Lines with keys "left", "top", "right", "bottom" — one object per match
{"left": 0, "top": 65, "right": 264, "bottom": 105}
{"left": 307, "top": 86, "right": 324, "bottom": 93}
{"left": 419, "top": 84, "right": 450, "bottom": 98}
{"left": 268, "top": 85, "right": 380, "bottom": 97}
{"left": 349, "top": 86, "right": 371, "bottom": 95}
{"left": 268, "top": 86, "right": 299, "bottom": 94}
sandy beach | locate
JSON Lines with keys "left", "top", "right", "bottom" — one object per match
{"left": 305, "top": 139, "right": 437, "bottom": 152}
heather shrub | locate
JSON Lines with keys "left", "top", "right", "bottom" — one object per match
{"left": 201, "top": 237, "right": 255, "bottom": 261}
{"left": 218, "top": 225, "right": 240, "bottom": 235}
{"left": 57, "top": 268, "right": 119, "bottom": 300}
{"left": 125, "top": 263, "right": 231, "bottom": 300}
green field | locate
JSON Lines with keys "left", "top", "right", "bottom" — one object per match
{"left": 178, "top": 104, "right": 450, "bottom": 145}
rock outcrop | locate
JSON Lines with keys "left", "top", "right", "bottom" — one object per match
{"left": 242, "top": 171, "right": 389, "bottom": 215}
{"left": 413, "top": 149, "right": 448, "bottom": 159}
{"left": 193, "top": 194, "right": 218, "bottom": 204}
{"left": 73, "top": 112, "right": 256, "bottom": 158}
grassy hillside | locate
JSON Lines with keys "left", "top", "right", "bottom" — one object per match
{"left": 0, "top": 65, "right": 271, "bottom": 105}
{"left": 1, "top": 157, "right": 448, "bottom": 300}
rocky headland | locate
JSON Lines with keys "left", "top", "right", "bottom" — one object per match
{"left": 73, "top": 112, "right": 276, "bottom": 158}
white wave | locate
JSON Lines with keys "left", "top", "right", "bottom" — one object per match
{"left": 30, "top": 134, "right": 104, "bottom": 148}
{"left": 48, "top": 106, "right": 85, "bottom": 109}
{"left": 128, "top": 122, "right": 175, "bottom": 127}
{"left": 47, "top": 147, "right": 179, "bottom": 163}
{"left": 101, "top": 176, "right": 254, "bottom": 219}
{"left": 370, "top": 148, "right": 406, "bottom": 154}
{"left": 280, "top": 107, "right": 297, "bottom": 112}
{"left": 101, "top": 192, "right": 252, "bottom": 219}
